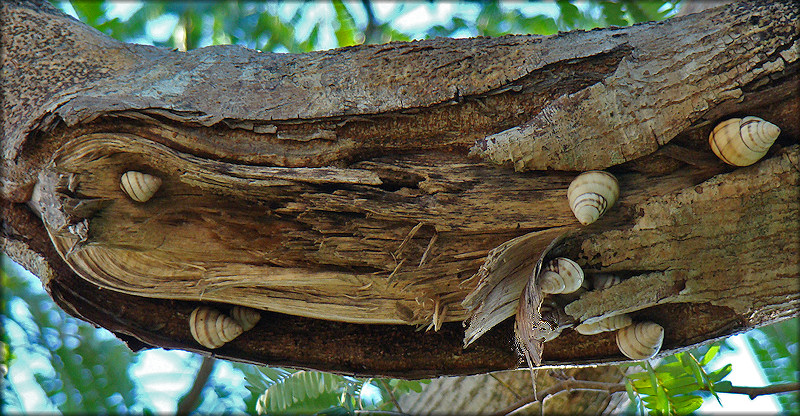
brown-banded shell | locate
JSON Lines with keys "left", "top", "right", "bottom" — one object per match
{"left": 567, "top": 171, "right": 619, "bottom": 225}
{"left": 575, "top": 314, "right": 632, "bottom": 335}
{"left": 120, "top": 171, "right": 162, "bottom": 202}
{"left": 230, "top": 306, "right": 261, "bottom": 331}
{"left": 539, "top": 257, "right": 584, "bottom": 294}
{"left": 616, "top": 321, "right": 664, "bottom": 360}
{"left": 709, "top": 116, "right": 781, "bottom": 166}
{"left": 592, "top": 274, "right": 622, "bottom": 290}
{"left": 189, "top": 307, "right": 243, "bottom": 349}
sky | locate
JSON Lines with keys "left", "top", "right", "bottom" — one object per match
{"left": 4, "top": 1, "right": 787, "bottom": 413}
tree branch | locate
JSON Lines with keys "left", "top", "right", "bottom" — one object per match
{"left": 490, "top": 380, "right": 800, "bottom": 416}
{"left": 361, "top": 0, "right": 381, "bottom": 44}
{"left": 379, "top": 378, "right": 403, "bottom": 414}
{"left": 724, "top": 382, "right": 800, "bottom": 400}
{"left": 176, "top": 356, "right": 216, "bottom": 416}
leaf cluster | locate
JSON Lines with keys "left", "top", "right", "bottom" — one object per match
{"left": 623, "top": 346, "right": 732, "bottom": 415}
{"left": 243, "top": 366, "right": 428, "bottom": 415}
{"left": 743, "top": 319, "right": 799, "bottom": 414}
{"left": 1, "top": 257, "right": 142, "bottom": 413}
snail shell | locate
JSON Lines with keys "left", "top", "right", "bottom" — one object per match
{"left": 616, "top": 321, "right": 664, "bottom": 360}
{"left": 230, "top": 306, "right": 261, "bottom": 331}
{"left": 189, "top": 307, "right": 243, "bottom": 349}
{"left": 567, "top": 171, "right": 619, "bottom": 225}
{"left": 709, "top": 116, "right": 781, "bottom": 166}
{"left": 120, "top": 171, "right": 162, "bottom": 202}
{"left": 539, "top": 257, "right": 584, "bottom": 294}
{"left": 575, "top": 314, "right": 632, "bottom": 335}
{"left": 592, "top": 274, "right": 622, "bottom": 290}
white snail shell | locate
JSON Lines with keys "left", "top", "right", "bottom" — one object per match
{"left": 539, "top": 257, "right": 584, "bottom": 294}
{"left": 230, "top": 306, "right": 261, "bottom": 331}
{"left": 567, "top": 171, "right": 619, "bottom": 225}
{"left": 120, "top": 171, "right": 162, "bottom": 202}
{"left": 575, "top": 314, "right": 632, "bottom": 335}
{"left": 616, "top": 321, "right": 664, "bottom": 360}
{"left": 709, "top": 116, "right": 781, "bottom": 166}
{"left": 592, "top": 274, "right": 622, "bottom": 290}
{"left": 189, "top": 307, "right": 243, "bottom": 349}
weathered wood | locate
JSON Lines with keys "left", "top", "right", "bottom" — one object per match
{"left": 2, "top": 0, "right": 798, "bottom": 377}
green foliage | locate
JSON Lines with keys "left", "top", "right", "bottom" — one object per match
{"left": 244, "top": 366, "right": 429, "bottom": 414}
{"left": 623, "top": 346, "right": 732, "bottom": 415}
{"left": 56, "top": 1, "right": 681, "bottom": 53}
{"left": 426, "top": 0, "right": 679, "bottom": 38}
{"left": 743, "top": 317, "right": 799, "bottom": 414}
{"left": 1, "top": 256, "right": 142, "bottom": 413}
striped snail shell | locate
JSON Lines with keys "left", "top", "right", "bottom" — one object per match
{"left": 709, "top": 116, "right": 781, "bottom": 166}
{"left": 567, "top": 171, "right": 619, "bottom": 226}
{"left": 575, "top": 314, "right": 632, "bottom": 335}
{"left": 189, "top": 307, "right": 243, "bottom": 349}
{"left": 230, "top": 306, "right": 261, "bottom": 331}
{"left": 616, "top": 321, "right": 664, "bottom": 360}
{"left": 539, "top": 257, "right": 584, "bottom": 295}
{"left": 592, "top": 274, "right": 622, "bottom": 290}
{"left": 120, "top": 171, "right": 162, "bottom": 202}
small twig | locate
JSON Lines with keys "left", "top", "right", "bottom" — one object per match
{"left": 488, "top": 373, "right": 523, "bottom": 400}
{"left": 719, "top": 382, "right": 800, "bottom": 399}
{"left": 360, "top": 0, "right": 381, "bottom": 44}
{"left": 354, "top": 410, "right": 410, "bottom": 416}
{"left": 378, "top": 378, "right": 403, "bottom": 413}
{"left": 176, "top": 356, "right": 216, "bottom": 416}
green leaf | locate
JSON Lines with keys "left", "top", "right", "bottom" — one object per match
{"left": 69, "top": 1, "right": 107, "bottom": 27}
{"left": 707, "top": 364, "right": 732, "bottom": 383}
{"left": 556, "top": 0, "right": 581, "bottom": 28}
{"left": 600, "top": 1, "right": 628, "bottom": 27}
{"left": 332, "top": 0, "right": 361, "bottom": 47}
{"left": 700, "top": 344, "right": 721, "bottom": 366}
{"left": 625, "top": 379, "right": 641, "bottom": 408}
{"left": 660, "top": 374, "right": 701, "bottom": 390}
{"left": 670, "top": 394, "right": 704, "bottom": 415}
{"left": 626, "top": 370, "right": 652, "bottom": 381}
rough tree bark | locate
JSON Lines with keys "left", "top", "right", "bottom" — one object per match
{"left": 2, "top": 0, "right": 797, "bottom": 379}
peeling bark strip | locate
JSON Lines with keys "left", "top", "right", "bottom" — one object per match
{"left": 2, "top": 0, "right": 799, "bottom": 376}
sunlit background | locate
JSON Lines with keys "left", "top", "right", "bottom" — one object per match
{"left": 2, "top": 1, "right": 797, "bottom": 414}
